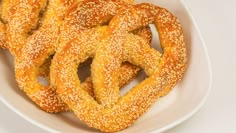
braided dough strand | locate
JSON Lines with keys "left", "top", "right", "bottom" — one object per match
{"left": 4, "top": 0, "right": 47, "bottom": 57}
{"left": 15, "top": 0, "right": 71, "bottom": 113}
{"left": 58, "top": 0, "right": 130, "bottom": 50}
{"left": 0, "top": 0, "right": 28, "bottom": 49}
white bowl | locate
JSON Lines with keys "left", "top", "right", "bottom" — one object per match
{"left": 0, "top": 0, "right": 212, "bottom": 132}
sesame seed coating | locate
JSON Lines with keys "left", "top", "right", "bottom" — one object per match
{"left": 1, "top": 0, "right": 187, "bottom": 132}
{"left": 14, "top": 0, "right": 71, "bottom": 113}
{"left": 4, "top": 0, "right": 47, "bottom": 57}
{"left": 53, "top": 3, "right": 187, "bottom": 132}
{"left": 52, "top": 0, "right": 152, "bottom": 107}
{"left": 12, "top": 0, "right": 146, "bottom": 113}
{"left": 0, "top": 20, "right": 6, "bottom": 48}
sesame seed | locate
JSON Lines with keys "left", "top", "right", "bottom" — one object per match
{"left": 53, "top": 2, "right": 187, "bottom": 132}
{"left": 1, "top": 0, "right": 187, "bottom": 132}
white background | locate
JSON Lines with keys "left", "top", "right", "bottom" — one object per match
{"left": 1, "top": 0, "right": 236, "bottom": 132}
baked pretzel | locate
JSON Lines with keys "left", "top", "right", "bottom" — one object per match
{"left": 54, "top": 0, "right": 152, "bottom": 106}
{"left": 15, "top": 0, "right": 151, "bottom": 113}
{"left": 53, "top": 3, "right": 187, "bottom": 132}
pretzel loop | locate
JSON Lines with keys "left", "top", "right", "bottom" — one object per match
{"left": 53, "top": 3, "right": 187, "bottom": 132}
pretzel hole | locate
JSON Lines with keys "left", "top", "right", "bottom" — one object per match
{"left": 119, "top": 25, "right": 162, "bottom": 96}
{"left": 77, "top": 58, "right": 92, "bottom": 82}
{"left": 120, "top": 70, "right": 147, "bottom": 96}
{"left": 37, "top": 54, "right": 53, "bottom": 87}
{"left": 150, "top": 24, "right": 163, "bottom": 53}
{"left": 37, "top": 76, "right": 49, "bottom": 86}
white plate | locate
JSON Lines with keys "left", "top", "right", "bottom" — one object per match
{"left": 0, "top": 0, "right": 212, "bottom": 132}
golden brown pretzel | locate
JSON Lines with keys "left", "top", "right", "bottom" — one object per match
{"left": 15, "top": 0, "right": 150, "bottom": 113}
{"left": 52, "top": 3, "right": 187, "bottom": 132}
{"left": 55, "top": 0, "right": 152, "bottom": 106}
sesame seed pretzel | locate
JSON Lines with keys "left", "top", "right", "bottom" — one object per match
{"left": 15, "top": 0, "right": 151, "bottom": 113}
{"left": 53, "top": 0, "right": 152, "bottom": 106}
{"left": 53, "top": 3, "right": 187, "bottom": 132}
